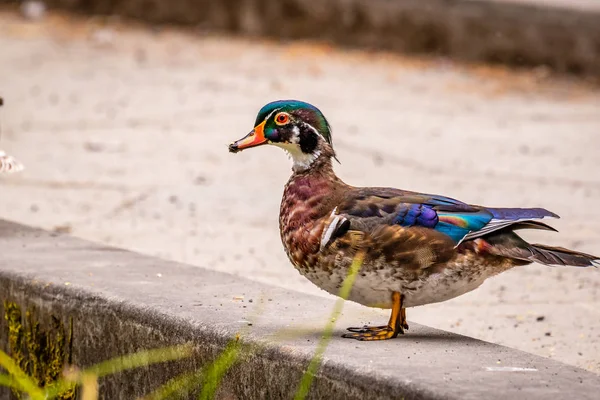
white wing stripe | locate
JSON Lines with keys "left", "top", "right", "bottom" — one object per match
{"left": 320, "top": 207, "right": 342, "bottom": 251}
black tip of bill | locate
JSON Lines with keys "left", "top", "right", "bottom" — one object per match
{"left": 228, "top": 143, "right": 240, "bottom": 153}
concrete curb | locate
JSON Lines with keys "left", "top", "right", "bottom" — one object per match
{"left": 1, "top": 219, "right": 600, "bottom": 399}
{"left": 5, "top": 0, "right": 600, "bottom": 77}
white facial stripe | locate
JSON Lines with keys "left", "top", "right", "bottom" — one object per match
{"left": 301, "top": 121, "right": 325, "bottom": 140}
{"left": 291, "top": 126, "right": 300, "bottom": 144}
{"left": 263, "top": 107, "right": 284, "bottom": 123}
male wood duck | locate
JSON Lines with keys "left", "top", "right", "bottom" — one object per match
{"left": 228, "top": 100, "right": 599, "bottom": 341}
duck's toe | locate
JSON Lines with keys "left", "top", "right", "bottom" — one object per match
{"left": 342, "top": 325, "right": 404, "bottom": 341}
{"left": 345, "top": 325, "right": 389, "bottom": 333}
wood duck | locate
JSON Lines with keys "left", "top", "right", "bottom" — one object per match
{"left": 228, "top": 100, "right": 599, "bottom": 341}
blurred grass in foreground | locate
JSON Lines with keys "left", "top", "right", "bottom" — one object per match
{"left": 0, "top": 251, "right": 366, "bottom": 399}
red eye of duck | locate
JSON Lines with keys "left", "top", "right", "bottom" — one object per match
{"left": 275, "top": 113, "right": 289, "bottom": 125}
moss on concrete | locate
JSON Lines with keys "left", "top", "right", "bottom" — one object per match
{"left": 3, "top": 301, "right": 75, "bottom": 399}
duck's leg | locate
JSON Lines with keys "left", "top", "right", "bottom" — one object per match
{"left": 342, "top": 292, "right": 404, "bottom": 341}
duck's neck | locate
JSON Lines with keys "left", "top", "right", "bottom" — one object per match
{"left": 282, "top": 155, "right": 344, "bottom": 219}
{"left": 291, "top": 152, "right": 335, "bottom": 177}
{"left": 290, "top": 150, "right": 322, "bottom": 173}
{"left": 276, "top": 141, "right": 336, "bottom": 174}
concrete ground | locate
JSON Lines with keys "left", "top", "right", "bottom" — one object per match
{"left": 1, "top": 10, "right": 599, "bottom": 373}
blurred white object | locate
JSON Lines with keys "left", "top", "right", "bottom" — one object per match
{"left": 20, "top": 1, "right": 47, "bottom": 21}
{"left": 0, "top": 150, "right": 24, "bottom": 174}
{"left": 90, "top": 28, "right": 116, "bottom": 47}
{"left": 0, "top": 97, "right": 23, "bottom": 174}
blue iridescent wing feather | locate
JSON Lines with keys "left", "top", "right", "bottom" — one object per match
{"left": 339, "top": 188, "right": 557, "bottom": 244}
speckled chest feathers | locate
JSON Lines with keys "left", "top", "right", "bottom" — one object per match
{"left": 279, "top": 160, "right": 343, "bottom": 272}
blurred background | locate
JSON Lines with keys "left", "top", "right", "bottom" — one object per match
{"left": 1, "top": 0, "right": 599, "bottom": 373}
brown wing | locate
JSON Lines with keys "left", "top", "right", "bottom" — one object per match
{"left": 326, "top": 224, "right": 456, "bottom": 274}
{"left": 315, "top": 186, "right": 461, "bottom": 274}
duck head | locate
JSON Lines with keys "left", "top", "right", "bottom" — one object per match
{"left": 229, "top": 100, "right": 338, "bottom": 172}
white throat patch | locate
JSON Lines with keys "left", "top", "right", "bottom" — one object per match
{"left": 273, "top": 142, "right": 321, "bottom": 172}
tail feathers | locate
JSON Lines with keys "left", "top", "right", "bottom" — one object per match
{"left": 529, "top": 244, "right": 599, "bottom": 268}
{"left": 484, "top": 232, "right": 599, "bottom": 268}
{"left": 509, "top": 220, "right": 558, "bottom": 233}
{"left": 462, "top": 208, "right": 559, "bottom": 243}
{"left": 487, "top": 207, "right": 559, "bottom": 220}
{"left": 463, "top": 218, "right": 557, "bottom": 242}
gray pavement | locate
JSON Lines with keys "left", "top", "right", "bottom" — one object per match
{"left": 0, "top": 11, "right": 599, "bottom": 373}
{"left": 2, "top": 219, "right": 600, "bottom": 399}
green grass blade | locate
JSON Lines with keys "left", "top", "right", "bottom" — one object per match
{"left": 142, "top": 338, "right": 248, "bottom": 400}
{"left": 195, "top": 295, "right": 265, "bottom": 400}
{"left": 141, "top": 368, "right": 204, "bottom": 400}
{"left": 0, "top": 374, "right": 16, "bottom": 389}
{"left": 45, "top": 344, "right": 193, "bottom": 399}
{"left": 142, "top": 337, "right": 251, "bottom": 400}
{"left": 0, "top": 349, "right": 46, "bottom": 399}
{"left": 198, "top": 339, "right": 243, "bottom": 400}
{"left": 83, "top": 344, "right": 193, "bottom": 378}
{"left": 294, "top": 250, "right": 365, "bottom": 400}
